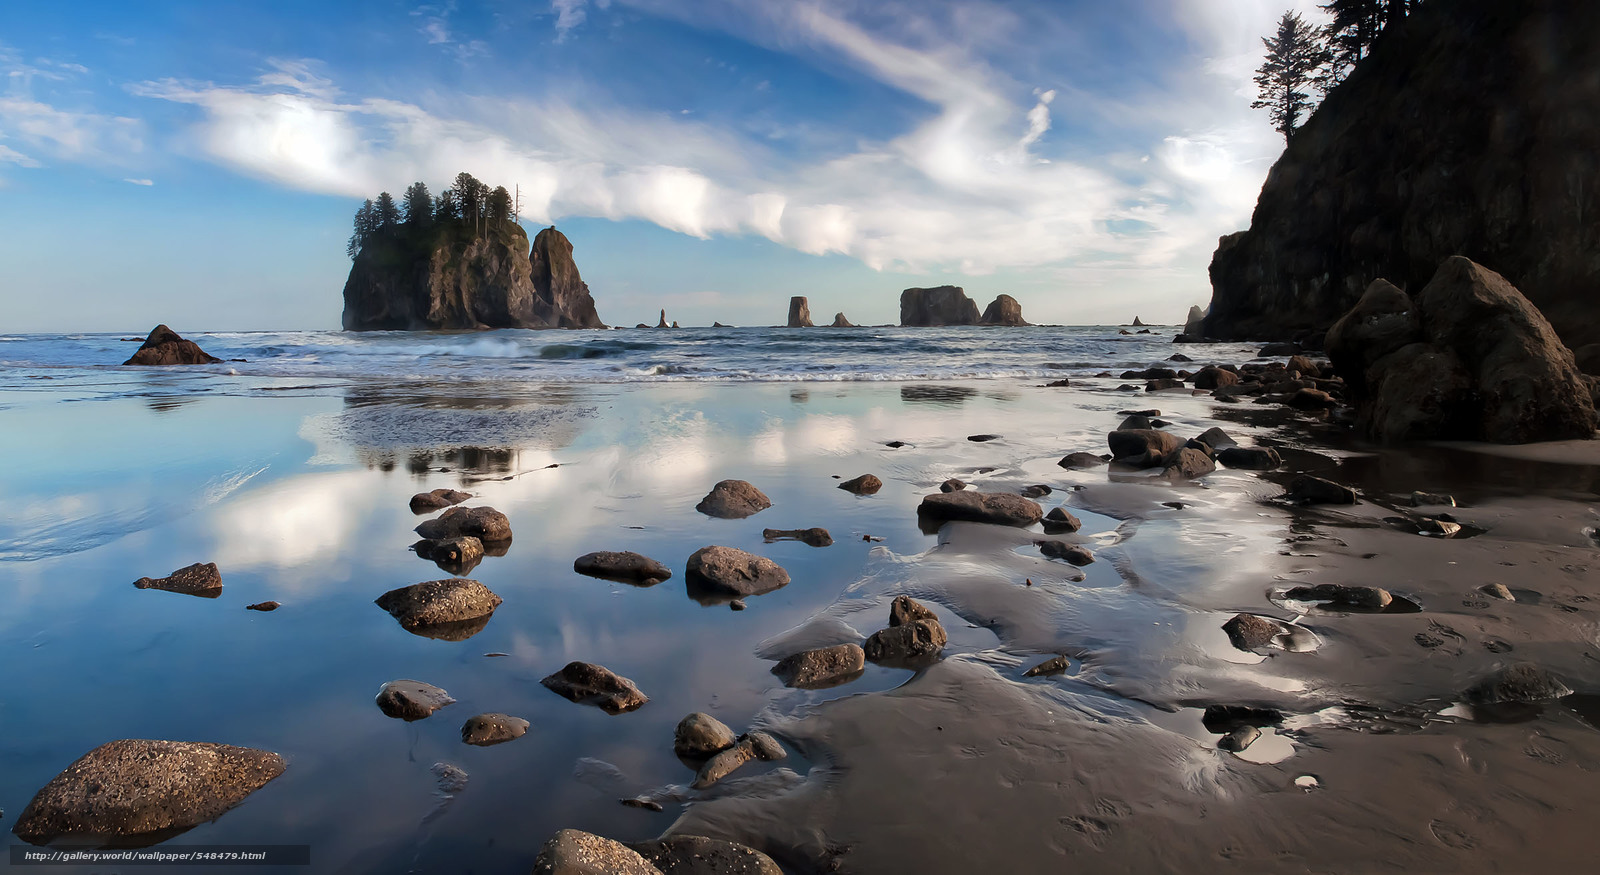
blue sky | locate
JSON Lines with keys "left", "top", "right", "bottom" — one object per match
{"left": 0, "top": 0, "right": 1327, "bottom": 331}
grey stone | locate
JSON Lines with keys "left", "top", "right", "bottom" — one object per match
{"left": 10, "top": 740, "right": 285, "bottom": 845}
{"left": 1281, "top": 583, "right": 1392, "bottom": 610}
{"left": 916, "top": 491, "right": 1044, "bottom": 527}
{"left": 376, "top": 679, "right": 456, "bottom": 721}
{"left": 864, "top": 618, "right": 947, "bottom": 664}
{"left": 374, "top": 579, "right": 502, "bottom": 634}
{"left": 692, "top": 732, "right": 786, "bottom": 789}
{"left": 1285, "top": 475, "right": 1356, "bottom": 505}
{"left": 685, "top": 547, "right": 790, "bottom": 598}
{"left": 771, "top": 643, "right": 866, "bottom": 689}
{"left": 574, "top": 551, "right": 673, "bottom": 584}
{"left": 1058, "top": 452, "right": 1107, "bottom": 469}
{"left": 414, "top": 505, "right": 512, "bottom": 542}
{"left": 1464, "top": 663, "right": 1572, "bottom": 705}
{"left": 673, "top": 713, "right": 737, "bottom": 760}
{"left": 410, "top": 488, "right": 471, "bottom": 514}
{"left": 838, "top": 474, "right": 883, "bottom": 495}
{"left": 1217, "top": 446, "right": 1282, "bottom": 470}
{"left": 695, "top": 480, "right": 772, "bottom": 519}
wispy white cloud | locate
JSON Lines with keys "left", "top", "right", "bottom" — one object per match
{"left": 123, "top": 177, "right": 153, "bottom": 185}
{"left": 410, "top": 2, "right": 489, "bottom": 60}
{"left": 552, "top": 0, "right": 612, "bottom": 41}
{"left": 0, "top": 143, "right": 40, "bottom": 167}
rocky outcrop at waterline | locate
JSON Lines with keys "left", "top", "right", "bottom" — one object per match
{"left": 1204, "top": 0, "right": 1600, "bottom": 348}
{"left": 342, "top": 224, "right": 605, "bottom": 331}
{"left": 123, "top": 325, "right": 222, "bottom": 366}
{"left": 980, "top": 294, "right": 1028, "bottom": 326}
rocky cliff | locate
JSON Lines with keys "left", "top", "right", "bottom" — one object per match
{"left": 1205, "top": 0, "right": 1600, "bottom": 350}
{"left": 342, "top": 223, "right": 604, "bottom": 330}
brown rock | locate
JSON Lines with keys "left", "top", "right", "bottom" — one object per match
{"left": 1058, "top": 452, "right": 1107, "bottom": 469}
{"left": 375, "top": 679, "right": 456, "bottom": 721}
{"left": 1285, "top": 475, "right": 1356, "bottom": 505}
{"left": 1042, "top": 507, "right": 1082, "bottom": 534}
{"left": 629, "top": 835, "right": 783, "bottom": 875}
{"left": 940, "top": 478, "right": 967, "bottom": 492}
{"left": 133, "top": 562, "right": 222, "bottom": 598}
{"left": 695, "top": 480, "right": 772, "bottom": 519}
{"left": 461, "top": 713, "right": 529, "bottom": 746}
{"left": 771, "top": 643, "right": 866, "bottom": 689}
{"left": 900, "top": 286, "right": 980, "bottom": 326}
{"left": 692, "top": 732, "right": 786, "bottom": 789}
{"left": 889, "top": 595, "right": 938, "bottom": 627}
{"left": 1222, "top": 613, "right": 1279, "bottom": 651}
{"left": 1216, "top": 446, "right": 1282, "bottom": 470}
{"left": 532, "top": 829, "right": 661, "bottom": 875}
{"left": 414, "top": 536, "right": 485, "bottom": 574}
{"left": 374, "top": 579, "right": 502, "bottom": 633}
{"left": 786, "top": 296, "right": 814, "bottom": 328}
{"left": 838, "top": 474, "right": 883, "bottom": 495}
{"left": 573, "top": 551, "right": 673, "bottom": 584}
{"left": 414, "top": 505, "right": 512, "bottom": 542}
{"left": 1281, "top": 583, "right": 1392, "bottom": 610}
{"left": 11, "top": 740, "right": 285, "bottom": 845}
{"left": 122, "top": 325, "right": 222, "bottom": 366}
{"left": 979, "top": 294, "right": 1029, "bottom": 326}
{"left": 1037, "top": 540, "right": 1094, "bottom": 565}
{"left": 685, "top": 546, "right": 790, "bottom": 598}
{"left": 864, "top": 618, "right": 947, "bottom": 664}
{"left": 1106, "top": 429, "right": 1186, "bottom": 467}
{"left": 916, "top": 491, "right": 1043, "bottom": 527}
{"left": 410, "top": 488, "right": 472, "bottom": 514}
{"left": 541, "top": 662, "right": 648, "bottom": 714}
{"left": 673, "top": 713, "right": 737, "bottom": 760}
{"left": 760, "top": 527, "right": 833, "bottom": 547}
{"left": 1161, "top": 447, "right": 1215, "bottom": 480}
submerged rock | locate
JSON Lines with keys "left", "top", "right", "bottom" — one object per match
{"left": 1217, "top": 446, "right": 1282, "bottom": 470}
{"left": 376, "top": 679, "right": 456, "bottom": 721}
{"left": 1284, "top": 475, "right": 1357, "bottom": 505}
{"left": 692, "top": 732, "right": 786, "bottom": 789}
{"left": 628, "top": 835, "right": 783, "bottom": 875}
{"left": 1463, "top": 663, "right": 1572, "bottom": 705}
{"left": 1058, "top": 452, "right": 1107, "bottom": 469}
{"left": 541, "top": 662, "right": 648, "bottom": 714}
{"left": 838, "top": 474, "right": 883, "bottom": 495}
{"left": 414, "top": 505, "right": 512, "bottom": 542}
{"left": 532, "top": 829, "right": 661, "bottom": 875}
{"left": 1218, "top": 725, "right": 1261, "bottom": 753}
{"left": 410, "top": 488, "right": 471, "bottom": 514}
{"left": 685, "top": 547, "right": 790, "bottom": 598}
{"left": 771, "top": 643, "right": 866, "bottom": 689}
{"left": 761, "top": 527, "right": 833, "bottom": 547}
{"left": 916, "top": 491, "right": 1044, "bottom": 527}
{"left": 695, "top": 480, "right": 771, "bottom": 519}
{"left": 1480, "top": 583, "right": 1515, "bottom": 601}
{"left": 1022, "top": 655, "right": 1073, "bottom": 677}
{"left": 374, "top": 579, "right": 502, "bottom": 635}
{"left": 1037, "top": 540, "right": 1094, "bottom": 566}
{"left": 674, "top": 713, "right": 737, "bottom": 760}
{"left": 1201, "top": 705, "right": 1284, "bottom": 733}
{"left": 460, "top": 713, "right": 529, "bottom": 746}
{"left": 1281, "top": 583, "right": 1393, "bottom": 610}
{"left": 133, "top": 562, "right": 222, "bottom": 598}
{"left": 10, "top": 740, "right": 285, "bottom": 846}
{"left": 940, "top": 478, "right": 967, "bottom": 492}
{"left": 245, "top": 601, "right": 280, "bottom": 612}
{"left": 1410, "top": 491, "right": 1457, "bottom": 507}
{"left": 573, "top": 551, "right": 673, "bottom": 584}
{"left": 122, "top": 324, "right": 222, "bottom": 366}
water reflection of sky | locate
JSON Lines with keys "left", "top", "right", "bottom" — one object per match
{"left": 0, "top": 378, "right": 1306, "bottom": 870}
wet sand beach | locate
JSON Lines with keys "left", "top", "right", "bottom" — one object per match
{"left": 4, "top": 359, "right": 1600, "bottom": 873}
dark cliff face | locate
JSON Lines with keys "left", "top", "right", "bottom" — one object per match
{"left": 979, "top": 294, "right": 1028, "bottom": 326}
{"left": 1205, "top": 0, "right": 1600, "bottom": 348}
{"left": 787, "top": 296, "right": 814, "bottom": 328}
{"left": 342, "top": 223, "right": 605, "bottom": 331}
{"left": 900, "top": 286, "right": 981, "bottom": 326}
{"left": 528, "top": 227, "right": 604, "bottom": 329}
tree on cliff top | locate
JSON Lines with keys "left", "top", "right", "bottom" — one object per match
{"left": 1320, "top": 0, "right": 1419, "bottom": 87}
{"left": 487, "top": 186, "right": 512, "bottom": 222}
{"left": 1253, "top": 11, "right": 1331, "bottom": 143}
{"left": 402, "top": 182, "right": 433, "bottom": 226}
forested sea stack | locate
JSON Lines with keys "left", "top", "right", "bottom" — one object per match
{"left": 1205, "top": 0, "right": 1600, "bottom": 349}
{"left": 341, "top": 173, "right": 605, "bottom": 331}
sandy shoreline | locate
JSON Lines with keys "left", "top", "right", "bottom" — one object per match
{"left": 3, "top": 372, "right": 1599, "bottom": 872}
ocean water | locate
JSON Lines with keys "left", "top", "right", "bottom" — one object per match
{"left": 0, "top": 326, "right": 1264, "bottom": 388}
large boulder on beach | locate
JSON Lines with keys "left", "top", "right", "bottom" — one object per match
{"left": 541, "top": 662, "right": 648, "bottom": 714}
{"left": 123, "top": 324, "right": 223, "bottom": 366}
{"left": 374, "top": 579, "right": 502, "bottom": 635}
{"left": 900, "top": 286, "right": 981, "bottom": 326}
{"left": 1329, "top": 259, "right": 1596, "bottom": 443}
{"left": 916, "top": 491, "right": 1043, "bottom": 527}
{"left": 864, "top": 619, "right": 948, "bottom": 664}
{"left": 695, "top": 480, "right": 771, "bottom": 519}
{"left": 979, "top": 294, "right": 1029, "bottom": 326}
{"left": 629, "top": 835, "right": 783, "bottom": 875}
{"left": 11, "top": 740, "right": 285, "bottom": 845}
{"left": 685, "top": 546, "right": 790, "bottom": 597}
{"left": 786, "top": 296, "right": 814, "bottom": 327}
{"left": 1463, "top": 663, "right": 1572, "bottom": 705}
{"left": 1107, "top": 429, "right": 1186, "bottom": 467}
{"left": 414, "top": 505, "right": 512, "bottom": 542}
{"left": 533, "top": 829, "right": 661, "bottom": 875}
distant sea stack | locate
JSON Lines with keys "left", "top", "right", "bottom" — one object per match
{"left": 1205, "top": 0, "right": 1600, "bottom": 349}
{"left": 341, "top": 173, "right": 604, "bottom": 331}
{"left": 830, "top": 312, "right": 855, "bottom": 327}
{"left": 980, "top": 294, "right": 1028, "bottom": 326}
{"left": 787, "top": 296, "right": 815, "bottom": 328}
{"left": 900, "top": 286, "right": 980, "bottom": 326}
